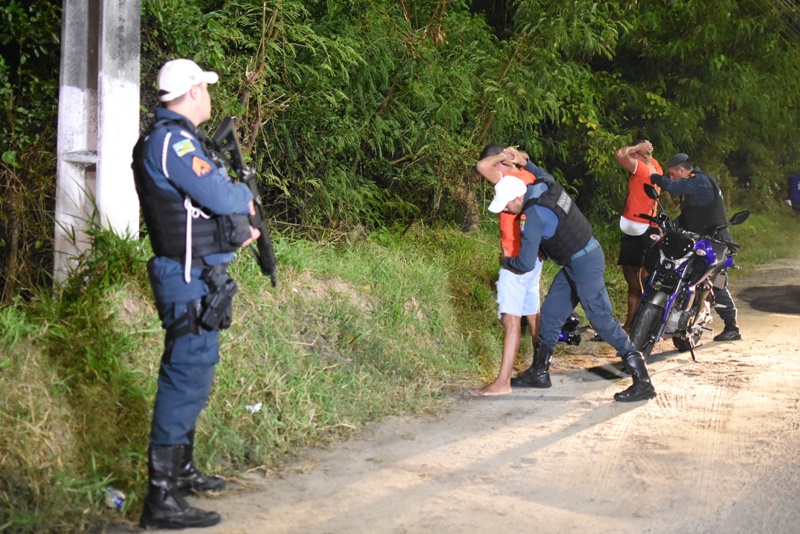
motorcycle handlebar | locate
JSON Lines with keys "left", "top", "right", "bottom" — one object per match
{"left": 706, "top": 235, "right": 741, "bottom": 253}
{"left": 637, "top": 212, "right": 740, "bottom": 251}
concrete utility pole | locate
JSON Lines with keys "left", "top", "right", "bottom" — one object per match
{"left": 54, "top": 0, "right": 141, "bottom": 282}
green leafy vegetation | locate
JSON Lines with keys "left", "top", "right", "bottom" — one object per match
{"left": 5, "top": 0, "right": 800, "bottom": 297}
{"left": 0, "top": 0, "right": 61, "bottom": 303}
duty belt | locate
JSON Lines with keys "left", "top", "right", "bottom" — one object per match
{"left": 570, "top": 238, "right": 600, "bottom": 261}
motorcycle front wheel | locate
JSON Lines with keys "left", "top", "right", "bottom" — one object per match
{"left": 672, "top": 297, "right": 711, "bottom": 353}
{"left": 630, "top": 301, "right": 664, "bottom": 361}
{"left": 673, "top": 335, "right": 698, "bottom": 353}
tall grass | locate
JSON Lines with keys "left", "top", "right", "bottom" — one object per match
{"left": 1, "top": 223, "right": 485, "bottom": 532}
{"left": 723, "top": 207, "right": 800, "bottom": 278}
{"left": 196, "top": 231, "right": 484, "bottom": 472}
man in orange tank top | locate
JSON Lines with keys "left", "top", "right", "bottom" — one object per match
{"left": 614, "top": 139, "right": 662, "bottom": 334}
{"left": 474, "top": 144, "right": 549, "bottom": 395}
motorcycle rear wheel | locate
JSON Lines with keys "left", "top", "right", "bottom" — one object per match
{"left": 630, "top": 301, "right": 664, "bottom": 361}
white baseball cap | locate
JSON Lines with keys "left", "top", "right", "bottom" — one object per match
{"left": 157, "top": 59, "right": 219, "bottom": 102}
{"left": 488, "top": 175, "right": 528, "bottom": 213}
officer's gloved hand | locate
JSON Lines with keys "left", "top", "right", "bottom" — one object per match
{"left": 650, "top": 172, "right": 665, "bottom": 184}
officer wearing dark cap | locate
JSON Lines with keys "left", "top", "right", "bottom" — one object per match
{"left": 132, "top": 59, "right": 260, "bottom": 530}
{"left": 651, "top": 153, "right": 741, "bottom": 342}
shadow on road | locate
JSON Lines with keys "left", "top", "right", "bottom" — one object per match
{"left": 738, "top": 284, "right": 800, "bottom": 314}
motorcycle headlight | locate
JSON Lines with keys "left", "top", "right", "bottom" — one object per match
{"left": 659, "top": 249, "right": 690, "bottom": 269}
{"left": 695, "top": 249, "right": 707, "bottom": 257}
{"left": 671, "top": 255, "right": 691, "bottom": 269}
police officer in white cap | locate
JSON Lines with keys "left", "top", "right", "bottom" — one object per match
{"left": 132, "top": 59, "right": 260, "bottom": 530}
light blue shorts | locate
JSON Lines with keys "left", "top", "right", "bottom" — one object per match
{"left": 496, "top": 259, "right": 543, "bottom": 318}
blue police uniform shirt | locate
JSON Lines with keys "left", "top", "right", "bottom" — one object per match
{"left": 142, "top": 108, "right": 253, "bottom": 265}
{"left": 505, "top": 182, "right": 558, "bottom": 273}
{"left": 652, "top": 167, "right": 717, "bottom": 207}
{"left": 523, "top": 160, "right": 557, "bottom": 185}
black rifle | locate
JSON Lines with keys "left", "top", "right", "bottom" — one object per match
{"left": 211, "top": 117, "right": 277, "bottom": 287}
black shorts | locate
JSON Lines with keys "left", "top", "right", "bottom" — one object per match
{"left": 617, "top": 228, "right": 658, "bottom": 267}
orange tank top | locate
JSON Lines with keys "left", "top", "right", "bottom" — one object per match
{"left": 498, "top": 167, "right": 536, "bottom": 257}
{"left": 621, "top": 157, "right": 662, "bottom": 224}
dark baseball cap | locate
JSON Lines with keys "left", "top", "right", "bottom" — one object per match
{"left": 665, "top": 153, "right": 690, "bottom": 168}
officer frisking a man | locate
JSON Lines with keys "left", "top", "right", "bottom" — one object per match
{"left": 131, "top": 59, "right": 260, "bottom": 530}
{"left": 488, "top": 174, "right": 657, "bottom": 402}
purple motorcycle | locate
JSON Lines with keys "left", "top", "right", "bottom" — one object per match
{"left": 630, "top": 185, "right": 749, "bottom": 361}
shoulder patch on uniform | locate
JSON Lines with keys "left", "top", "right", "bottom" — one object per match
{"left": 192, "top": 156, "right": 212, "bottom": 176}
{"left": 172, "top": 139, "right": 195, "bottom": 157}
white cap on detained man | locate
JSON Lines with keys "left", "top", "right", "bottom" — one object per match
{"left": 488, "top": 175, "right": 528, "bottom": 213}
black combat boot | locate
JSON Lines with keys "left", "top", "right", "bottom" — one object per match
{"left": 139, "top": 445, "right": 222, "bottom": 530}
{"left": 714, "top": 306, "right": 741, "bottom": 342}
{"left": 614, "top": 351, "right": 657, "bottom": 402}
{"left": 511, "top": 342, "right": 554, "bottom": 388}
{"left": 713, "top": 324, "right": 741, "bottom": 342}
{"left": 177, "top": 429, "right": 226, "bottom": 495}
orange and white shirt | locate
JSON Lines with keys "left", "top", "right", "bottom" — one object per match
{"left": 498, "top": 167, "right": 536, "bottom": 257}
{"left": 620, "top": 157, "right": 662, "bottom": 236}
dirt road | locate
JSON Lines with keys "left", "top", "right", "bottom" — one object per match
{"left": 178, "top": 258, "right": 800, "bottom": 534}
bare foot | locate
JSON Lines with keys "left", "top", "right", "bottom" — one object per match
{"left": 471, "top": 382, "right": 512, "bottom": 396}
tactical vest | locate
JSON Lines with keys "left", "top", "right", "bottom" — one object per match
{"left": 131, "top": 118, "right": 250, "bottom": 260}
{"left": 678, "top": 170, "right": 728, "bottom": 236}
{"left": 523, "top": 182, "right": 593, "bottom": 265}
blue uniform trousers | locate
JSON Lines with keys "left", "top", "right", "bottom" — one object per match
{"left": 709, "top": 231, "right": 738, "bottom": 327}
{"left": 714, "top": 285, "right": 737, "bottom": 326}
{"left": 539, "top": 239, "right": 635, "bottom": 356}
{"left": 147, "top": 257, "right": 221, "bottom": 448}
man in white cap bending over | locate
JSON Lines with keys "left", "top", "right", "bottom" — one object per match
{"left": 131, "top": 59, "right": 259, "bottom": 530}
{"left": 488, "top": 174, "right": 657, "bottom": 403}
